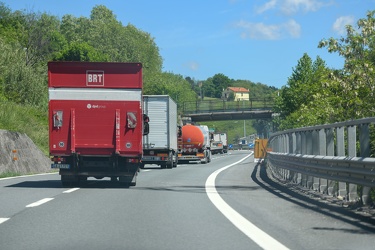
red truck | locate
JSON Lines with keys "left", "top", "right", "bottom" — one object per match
{"left": 48, "top": 62, "right": 147, "bottom": 187}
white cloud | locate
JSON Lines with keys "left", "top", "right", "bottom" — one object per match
{"left": 256, "top": 0, "right": 278, "bottom": 14}
{"left": 256, "top": 0, "right": 327, "bottom": 15}
{"left": 283, "top": 19, "right": 301, "bottom": 38}
{"left": 333, "top": 16, "right": 355, "bottom": 35}
{"left": 235, "top": 19, "right": 301, "bottom": 40}
{"left": 281, "top": 0, "right": 326, "bottom": 15}
{"left": 185, "top": 61, "right": 199, "bottom": 71}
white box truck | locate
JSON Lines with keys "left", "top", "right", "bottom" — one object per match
{"left": 220, "top": 132, "right": 228, "bottom": 153}
{"left": 142, "top": 95, "right": 178, "bottom": 169}
{"left": 211, "top": 133, "right": 223, "bottom": 154}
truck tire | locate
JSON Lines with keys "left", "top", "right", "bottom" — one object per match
{"left": 166, "top": 152, "right": 173, "bottom": 169}
{"left": 61, "top": 175, "right": 78, "bottom": 187}
{"left": 119, "top": 176, "right": 131, "bottom": 187}
{"left": 201, "top": 156, "right": 207, "bottom": 164}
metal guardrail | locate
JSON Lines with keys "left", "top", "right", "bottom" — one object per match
{"left": 266, "top": 117, "right": 375, "bottom": 205}
{"left": 181, "top": 98, "right": 274, "bottom": 114}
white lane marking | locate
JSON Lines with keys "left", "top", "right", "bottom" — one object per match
{"left": 63, "top": 188, "right": 80, "bottom": 193}
{"left": 26, "top": 198, "right": 54, "bottom": 208}
{"left": 142, "top": 170, "right": 152, "bottom": 172}
{"left": 205, "top": 154, "right": 290, "bottom": 250}
{"left": 0, "top": 172, "right": 58, "bottom": 181}
{"left": 0, "top": 218, "right": 10, "bottom": 224}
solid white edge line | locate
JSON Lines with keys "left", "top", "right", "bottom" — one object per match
{"left": 205, "top": 153, "right": 290, "bottom": 250}
{"left": 26, "top": 198, "right": 54, "bottom": 208}
{"left": 63, "top": 188, "right": 80, "bottom": 193}
{"left": 0, "top": 218, "right": 10, "bottom": 224}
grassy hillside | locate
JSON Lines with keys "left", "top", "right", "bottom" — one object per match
{"left": 196, "top": 120, "right": 256, "bottom": 145}
{"left": 0, "top": 101, "right": 49, "bottom": 156}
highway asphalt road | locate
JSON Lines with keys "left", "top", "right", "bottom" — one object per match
{"left": 0, "top": 151, "right": 374, "bottom": 250}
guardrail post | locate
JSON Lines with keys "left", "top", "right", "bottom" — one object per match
{"left": 360, "top": 124, "right": 371, "bottom": 205}
{"left": 336, "top": 126, "right": 347, "bottom": 199}
{"left": 291, "top": 132, "right": 297, "bottom": 183}
{"left": 312, "top": 130, "right": 320, "bottom": 191}
{"left": 326, "top": 128, "right": 336, "bottom": 196}
{"left": 347, "top": 125, "right": 358, "bottom": 202}
{"left": 319, "top": 128, "right": 328, "bottom": 194}
{"left": 306, "top": 131, "right": 313, "bottom": 189}
{"left": 296, "top": 132, "right": 302, "bottom": 184}
{"left": 301, "top": 132, "right": 308, "bottom": 187}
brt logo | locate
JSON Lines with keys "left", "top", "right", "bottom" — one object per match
{"left": 86, "top": 70, "right": 104, "bottom": 86}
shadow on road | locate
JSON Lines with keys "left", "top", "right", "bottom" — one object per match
{"left": 251, "top": 162, "right": 375, "bottom": 234}
{"left": 6, "top": 180, "right": 134, "bottom": 189}
{"left": 6, "top": 180, "right": 63, "bottom": 188}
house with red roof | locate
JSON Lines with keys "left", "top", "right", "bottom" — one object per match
{"left": 222, "top": 87, "right": 250, "bottom": 101}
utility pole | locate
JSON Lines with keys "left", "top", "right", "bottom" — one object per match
{"left": 244, "top": 120, "right": 246, "bottom": 138}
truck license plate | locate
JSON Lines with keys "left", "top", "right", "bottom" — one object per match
{"left": 142, "top": 156, "right": 160, "bottom": 161}
{"left": 51, "top": 164, "right": 70, "bottom": 169}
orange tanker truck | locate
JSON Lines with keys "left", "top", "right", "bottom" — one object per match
{"left": 177, "top": 124, "right": 212, "bottom": 164}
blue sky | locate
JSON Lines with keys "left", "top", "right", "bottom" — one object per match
{"left": 3, "top": 0, "right": 375, "bottom": 88}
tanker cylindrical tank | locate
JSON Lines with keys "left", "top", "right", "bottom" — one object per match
{"left": 181, "top": 124, "right": 204, "bottom": 151}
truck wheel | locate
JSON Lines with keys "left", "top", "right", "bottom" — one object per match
{"left": 167, "top": 161, "right": 173, "bottom": 169}
{"left": 166, "top": 152, "right": 173, "bottom": 169}
{"left": 119, "top": 176, "right": 131, "bottom": 187}
{"left": 130, "top": 174, "right": 137, "bottom": 186}
{"left": 61, "top": 175, "right": 78, "bottom": 187}
{"left": 201, "top": 156, "right": 207, "bottom": 164}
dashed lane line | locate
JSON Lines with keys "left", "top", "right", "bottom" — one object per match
{"left": 63, "top": 188, "right": 80, "bottom": 193}
{"left": 0, "top": 218, "right": 10, "bottom": 224}
{"left": 205, "top": 153, "right": 290, "bottom": 250}
{"left": 26, "top": 198, "right": 54, "bottom": 208}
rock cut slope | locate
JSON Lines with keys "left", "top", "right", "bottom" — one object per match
{"left": 0, "top": 129, "right": 51, "bottom": 175}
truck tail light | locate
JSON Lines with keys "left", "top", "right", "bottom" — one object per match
{"left": 127, "top": 112, "right": 137, "bottom": 129}
{"left": 53, "top": 111, "right": 63, "bottom": 128}
{"left": 127, "top": 158, "right": 139, "bottom": 163}
{"left": 51, "top": 156, "right": 66, "bottom": 163}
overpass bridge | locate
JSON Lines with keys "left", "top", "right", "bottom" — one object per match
{"left": 180, "top": 98, "right": 275, "bottom": 122}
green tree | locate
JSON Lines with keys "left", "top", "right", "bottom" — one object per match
{"left": 211, "top": 73, "right": 231, "bottom": 98}
{"left": 144, "top": 72, "right": 197, "bottom": 110}
{"left": 318, "top": 10, "right": 375, "bottom": 120}
{"left": 59, "top": 5, "right": 163, "bottom": 79}
{"left": 0, "top": 39, "right": 47, "bottom": 107}
{"left": 201, "top": 78, "right": 216, "bottom": 98}
{"left": 274, "top": 54, "right": 332, "bottom": 129}
{"left": 53, "top": 41, "right": 108, "bottom": 61}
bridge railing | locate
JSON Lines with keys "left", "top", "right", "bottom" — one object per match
{"left": 181, "top": 98, "right": 274, "bottom": 114}
{"left": 266, "top": 117, "right": 375, "bottom": 205}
